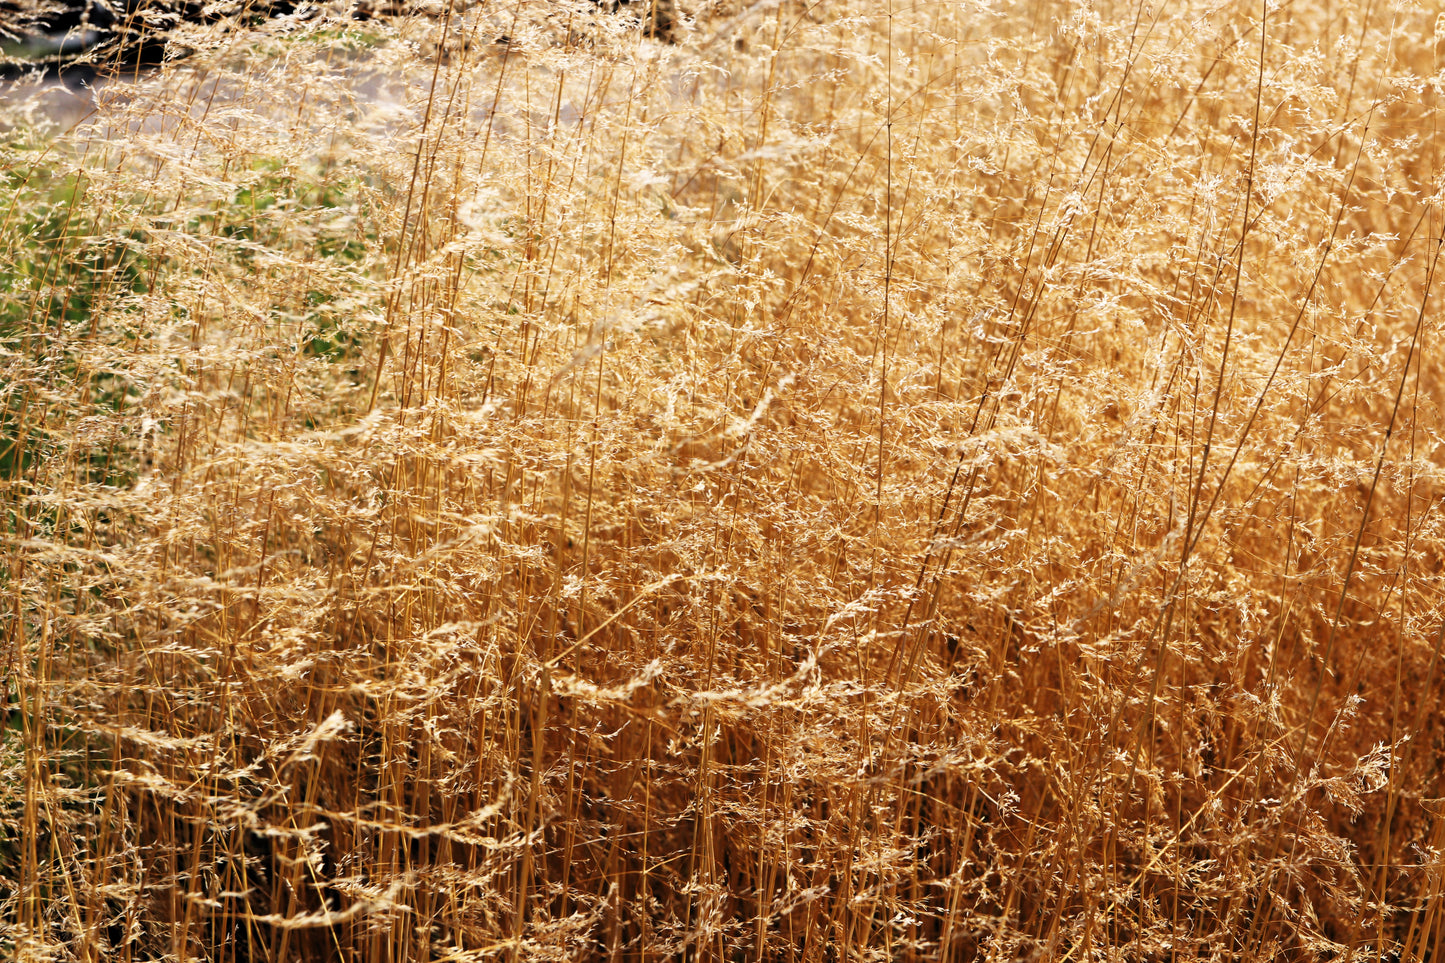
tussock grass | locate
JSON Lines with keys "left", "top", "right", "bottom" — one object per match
{"left": 3, "top": 0, "right": 1445, "bottom": 959}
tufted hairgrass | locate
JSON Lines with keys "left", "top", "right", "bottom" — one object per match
{"left": 3, "top": 0, "right": 1445, "bottom": 959}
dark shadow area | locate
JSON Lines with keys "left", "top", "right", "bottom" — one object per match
{"left": 0, "top": 0, "right": 677, "bottom": 82}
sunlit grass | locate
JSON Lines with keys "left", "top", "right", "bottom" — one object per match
{"left": 2, "top": 0, "right": 1444, "bottom": 959}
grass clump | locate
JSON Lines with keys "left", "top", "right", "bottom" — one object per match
{"left": 3, "top": 0, "right": 1445, "bottom": 960}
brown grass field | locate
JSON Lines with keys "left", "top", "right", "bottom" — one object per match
{"left": 3, "top": 0, "right": 1445, "bottom": 958}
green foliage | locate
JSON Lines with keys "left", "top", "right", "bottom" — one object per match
{"left": 0, "top": 160, "right": 150, "bottom": 482}
{"left": 0, "top": 168, "right": 149, "bottom": 337}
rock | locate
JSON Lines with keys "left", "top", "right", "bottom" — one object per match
{"left": 1, "top": 0, "right": 227, "bottom": 80}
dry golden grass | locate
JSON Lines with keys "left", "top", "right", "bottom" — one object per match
{"left": 3, "top": 0, "right": 1445, "bottom": 959}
